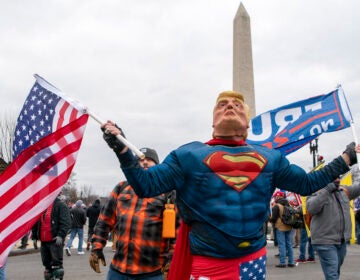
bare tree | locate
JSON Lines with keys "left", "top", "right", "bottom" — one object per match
{"left": 61, "top": 186, "right": 78, "bottom": 206}
{"left": 62, "top": 172, "right": 78, "bottom": 203}
{"left": 0, "top": 111, "right": 17, "bottom": 163}
{"left": 64, "top": 172, "right": 77, "bottom": 189}
{"left": 78, "top": 184, "right": 98, "bottom": 206}
{"left": 62, "top": 174, "right": 99, "bottom": 205}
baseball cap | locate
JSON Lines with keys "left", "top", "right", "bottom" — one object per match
{"left": 273, "top": 191, "right": 285, "bottom": 198}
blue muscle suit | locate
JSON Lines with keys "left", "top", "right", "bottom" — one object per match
{"left": 116, "top": 141, "right": 349, "bottom": 258}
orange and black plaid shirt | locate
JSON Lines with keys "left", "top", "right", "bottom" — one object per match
{"left": 92, "top": 181, "right": 177, "bottom": 275}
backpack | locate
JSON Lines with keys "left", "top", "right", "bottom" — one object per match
{"left": 281, "top": 205, "right": 303, "bottom": 229}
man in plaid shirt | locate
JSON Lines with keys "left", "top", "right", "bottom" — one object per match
{"left": 89, "top": 147, "right": 178, "bottom": 279}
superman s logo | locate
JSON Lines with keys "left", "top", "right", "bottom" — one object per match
{"left": 203, "top": 151, "right": 268, "bottom": 192}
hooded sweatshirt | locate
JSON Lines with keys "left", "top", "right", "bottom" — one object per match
{"left": 307, "top": 165, "right": 360, "bottom": 245}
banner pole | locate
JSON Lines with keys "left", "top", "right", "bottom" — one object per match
{"left": 336, "top": 86, "right": 359, "bottom": 169}
{"left": 87, "top": 109, "right": 145, "bottom": 159}
{"left": 350, "top": 121, "right": 360, "bottom": 170}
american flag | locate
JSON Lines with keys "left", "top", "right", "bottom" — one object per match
{"left": 285, "top": 191, "right": 302, "bottom": 207}
{"left": 240, "top": 255, "right": 267, "bottom": 279}
{"left": 0, "top": 75, "right": 89, "bottom": 267}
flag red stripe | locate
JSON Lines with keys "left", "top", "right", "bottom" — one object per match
{"left": 0, "top": 134, "right": 86, "bottom": 212}
{"left": 295, "top": 193, "right": 302, "bottom": 206}
{"left": 0, "top": 215, "right": 41, "bottom": 253}
{"left": 69, "top": 107, "right": 78, "bottom": 122}
{"left": 331, "top": 91, "right": 348, "bottom": 129}
{"left": 0, "top": 167, "right": 73, "bottom": 252}
{"left": 0, "top": 127, "right": 85, "bottom": 209}
{"left": 0, "top": 115, "right": 88, "bottom": 187}
{"left": 0, "top": 139, "right": 82, "bottom": 227}
{"left": 56, "top": 101, "right": 71, "bottom": 129}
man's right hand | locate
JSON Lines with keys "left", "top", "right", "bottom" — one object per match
{"left": 343, "top": 142, "right": 357, "bottom": 166}
{"left": 89, "top": 249, "right": 106, "bottom": 273}
{"left": 101, "top": 121, "right": 126, "bottom": 152}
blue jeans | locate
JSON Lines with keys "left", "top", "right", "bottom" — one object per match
{"left": 290, "top": 229, "right": 296, "bottom": 246}
{"left": 313, "top": 243, "right": 346, "bottom": 280}
{"left": 276, "top": 230, "right": 294, "bottom": 265}
{"left": 356, "top": 223, "right": 360, "bottom": 244}
{"left": 66, "top": 228, "right": 84, "bottom": 252}
{"left": 299, "top": 227, "right": 314, "bottom": 260}
{"left": 0, "top": 261, "right": 6, "bottom": 280}
{"left": 106, "top": 266, "right": 163, "bottom": 280}
{"left": 273, "top": 226, "right": 278, "bottom": 246}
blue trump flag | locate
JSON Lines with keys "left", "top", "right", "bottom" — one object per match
{"left": 247, "top": 88, "right": 352, "bottom": 155}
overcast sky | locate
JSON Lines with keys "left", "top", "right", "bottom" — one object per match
{"left": 1, "top": 0, "right": 360, "bottom": 196}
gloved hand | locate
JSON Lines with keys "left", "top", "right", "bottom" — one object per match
{"left": 162, "top": 261, "right": 170, "bottom": 277}
{"left": 33, "top": 239, "right": 38, "bottom": 249}
{"left": 89, "top": 249, "right": 106, "bottom": 273}
{"left": 53, "top": 236, "right": 63, "bottom": 246}
{"left": 162, "top": 255, "right": 172, "bottom": 279}
{"left": 101, "top": 124, "right": 126, "bottom": 152}
{"left": 343, "top": 142, "right": 357, "bottom": 166}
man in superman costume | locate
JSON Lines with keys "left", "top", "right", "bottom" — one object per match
{"left": 96, "top": 91, "right": 360, "bottom": 280}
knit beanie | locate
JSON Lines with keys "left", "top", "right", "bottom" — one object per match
{"left": 75, "top": 200, "right": 83, "bottom": 208}
{"left": 273, "top": 191, "right": 285, "bottom": 198}
{"left": 139, "top": 147, "right": 159, "bottom": 164}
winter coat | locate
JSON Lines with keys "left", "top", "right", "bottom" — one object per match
{"left": 86, "top": 199, "right": 101, "bottom": 229}
{"left": 270, "top": 198, "right": 292, "bottom": 232}
{"left": 307, "top": 165, "right": 360, "bottom": 245}
{"left": 70, "top": 205, "right": 87, "bottom": 228}
{"left": 32, "top": 197, "right": 71, "bottom": 240}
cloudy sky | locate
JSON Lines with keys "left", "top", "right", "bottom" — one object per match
{"left": 1, "top": 0, "right": 360, "bottom": 196}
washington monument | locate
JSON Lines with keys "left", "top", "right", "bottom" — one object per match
{"left": 233, "top": 3, "right": 256, "bottom": 118}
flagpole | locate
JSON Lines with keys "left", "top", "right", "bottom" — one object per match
{"left": 337, "top": 85, "right": 360, "bottom": 170}
{"left": 87, "top": 110, "right": 145, "bottom": 159}
{"left": 350, "top": 121, "right": 360, "bottom": 170}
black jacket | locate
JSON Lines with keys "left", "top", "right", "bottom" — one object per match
{"left": 70, "top": 206, "right": 87, "bottom": 228}
{"left": 32, "top": 197, "right": 71, "bottom": 240}
{"left": 269, "top": 198, "right": 289, "bottom": 223}
{"left": 356, "top": 210, "right": 360, "bottom": 224}
{"left": 86, "top": 199, "right": 101, "bottom": 228}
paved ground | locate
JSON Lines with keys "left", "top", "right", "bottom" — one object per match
{"left": 266, "top": 240, "right": 360, "bottom": 280}
{"left": 7, "top": 237, "right": 111, "bottom": 280}
{"left": 5, "top": 239, "right": 360, "bottom": 279}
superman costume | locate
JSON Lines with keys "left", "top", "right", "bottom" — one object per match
{"left": 118, "top": 140, "right": 347, "bottom": 257}
{"left": 116, "top": 140, "right": 349, "bottom": 278}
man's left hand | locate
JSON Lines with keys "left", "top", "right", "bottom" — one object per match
{"left": 342, "top": 142, "right": 360, "bottom": 166}
{"left": 53, "top": 236, "right": 63, "bottom": 246}
{"left": 162, "top": 261, "right": 171, "bottom": 280}
{"left": 89, "top": 249, "right": 106, "bottom": 273}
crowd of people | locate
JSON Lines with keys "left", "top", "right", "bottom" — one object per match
{"left": 269, "top": 163, "right": 360, "bottom": 279}
{"left": 5, "top": 90, "right": 360, "bottom": 280}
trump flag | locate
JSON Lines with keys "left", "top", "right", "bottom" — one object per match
{"left": 247, "top": 88, "right": 352, "bottom": 155}
{"left": 0, "top": 75, "right": 89, "bottom": 267}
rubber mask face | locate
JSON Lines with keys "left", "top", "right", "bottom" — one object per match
{"left": 212, "top": 96, "right": 249, "bottom": 138}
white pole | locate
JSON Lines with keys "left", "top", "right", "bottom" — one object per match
{"left": 337, "top": 86, "right": 359, "bottom": 169}
{"left": 87, "top": 109, "right": 145, "bottom": 159}
{"left": 350, "top": 121, "right": 360, "bottom": 170}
